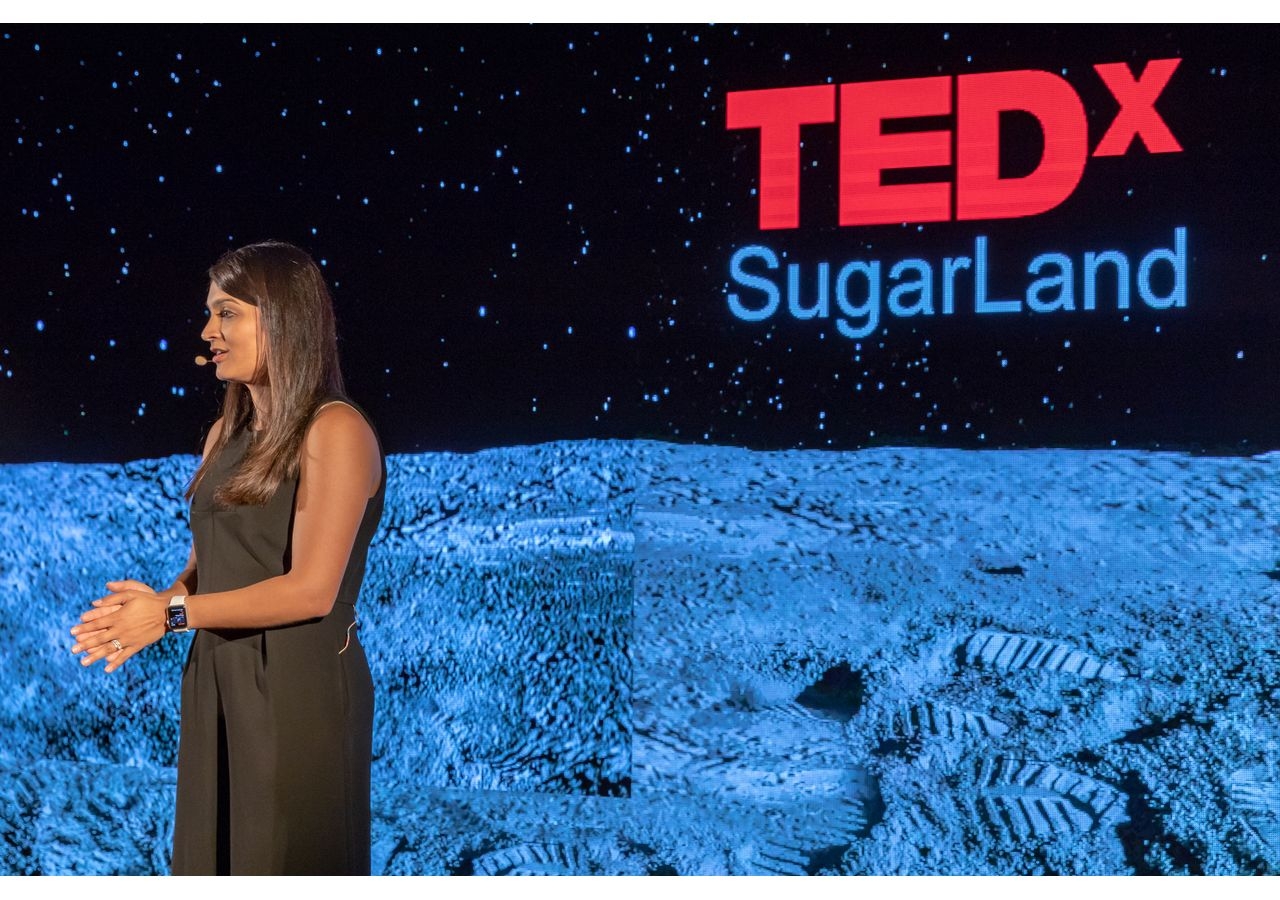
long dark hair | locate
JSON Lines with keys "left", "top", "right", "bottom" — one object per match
{"left": 185, "top": 241, "right": 346, "bottom": 506}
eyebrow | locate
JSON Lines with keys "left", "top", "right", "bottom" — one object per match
{"left": 205, "top": 296, "right": 238, "bottom": 309}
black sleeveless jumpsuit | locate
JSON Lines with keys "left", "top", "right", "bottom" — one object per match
{"left": 171, "top": 398, "right": 385, "bottom": 875}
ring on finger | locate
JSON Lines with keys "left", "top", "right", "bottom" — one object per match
{"left": 110, "top": 639, "right": 124, "bottom": 652}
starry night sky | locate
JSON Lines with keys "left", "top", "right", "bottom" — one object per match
{"left": 2, "top": 24, "right": 1277, "bottom": 463}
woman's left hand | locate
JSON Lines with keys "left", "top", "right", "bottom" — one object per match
{"left": 70, "top": 581, "right": 169, "bottom": 673}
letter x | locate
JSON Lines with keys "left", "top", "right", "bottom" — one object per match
{"left": 1093, "top": 58, "right": 1182, "bottom": 156}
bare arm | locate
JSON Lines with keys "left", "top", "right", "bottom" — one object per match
{"left": 72, "top": 404, "right": 380, "bottom": 670}
{"left": 184, "top": 403, "right": 380, "bottom": 628}
{"left": 163, "top": 543, "right": 199, "bottom": 599}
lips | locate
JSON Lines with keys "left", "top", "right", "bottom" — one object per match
{"left": 211, "top": 350, "right": 228, "bottom": 363}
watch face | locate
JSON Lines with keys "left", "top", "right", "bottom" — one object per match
{"left": 167, "top": 606, "right": 188, "bottom": 631}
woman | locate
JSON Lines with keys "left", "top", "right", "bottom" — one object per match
{"left": 69, "top": 241, "right": 385, "bottom": 875}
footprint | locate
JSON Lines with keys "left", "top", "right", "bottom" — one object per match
{"left": 1229, "top": 766, "right": 1280, "bottom": 858}
{"left": 880, "top": 699, "right": 1012, "bottom": 744}
{"left": 970, "top": 757, "right": 1127, "bottom": 840}
{"left": 472, "top": 841, "right": 590, "bottom": 875}
{"left": 962, "top": 630, "right": 1127, "bottom": 681}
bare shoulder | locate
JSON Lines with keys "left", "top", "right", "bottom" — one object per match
{"left": 301, "top": 402, "right": 381, "bottom": 495}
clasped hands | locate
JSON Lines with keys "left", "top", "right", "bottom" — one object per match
{"left": 70, "top": 579, "right": 169, "bottom": 674}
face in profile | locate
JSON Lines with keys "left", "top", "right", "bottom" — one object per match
{"left": 201, "top": 281, "right": 264, "bottom": 386}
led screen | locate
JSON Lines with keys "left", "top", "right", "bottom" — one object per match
{"left": 2, "top": 25, "right": 1278, "bottom": 876}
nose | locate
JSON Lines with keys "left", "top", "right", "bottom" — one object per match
{"left": 200, "top": 313, "right": 219, "bottom": 344}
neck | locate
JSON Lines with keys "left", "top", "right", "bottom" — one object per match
{"left": 247, "top": 384, "right": 270, "bottom": 431}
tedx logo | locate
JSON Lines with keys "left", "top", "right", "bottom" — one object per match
{"left": 726, "top": 59, "right": 1182, "bottom": 229}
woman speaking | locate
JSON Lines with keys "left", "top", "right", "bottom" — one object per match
{"left": 69, "top": 241, "right": 384, "bottom": 875}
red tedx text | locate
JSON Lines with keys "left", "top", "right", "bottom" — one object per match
{"left": 726, "top": 59, "right": 1182, "bottom": 230}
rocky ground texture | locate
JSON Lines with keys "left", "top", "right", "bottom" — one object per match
{"left": 2, "top": 440, "right": 1277, "bottom": 874}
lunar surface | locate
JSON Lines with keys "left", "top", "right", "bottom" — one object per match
{"left": 2, "top": 439, "right": 1277, "bottom": 874}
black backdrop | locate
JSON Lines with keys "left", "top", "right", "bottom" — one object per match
{"left": 2, "top": 24, "right": 1276, "bottom": 462}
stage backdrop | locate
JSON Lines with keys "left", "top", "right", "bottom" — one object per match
{"left": 1, "top": 25, "right": 1278, "bottom": 875}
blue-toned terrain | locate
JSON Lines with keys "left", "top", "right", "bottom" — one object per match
{"left": 2, "top": 440, "right": 1278, "bottom": 874}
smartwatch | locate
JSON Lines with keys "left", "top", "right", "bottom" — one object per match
{"left": 166, "top": 595, "right": 190, "bottom": 634}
